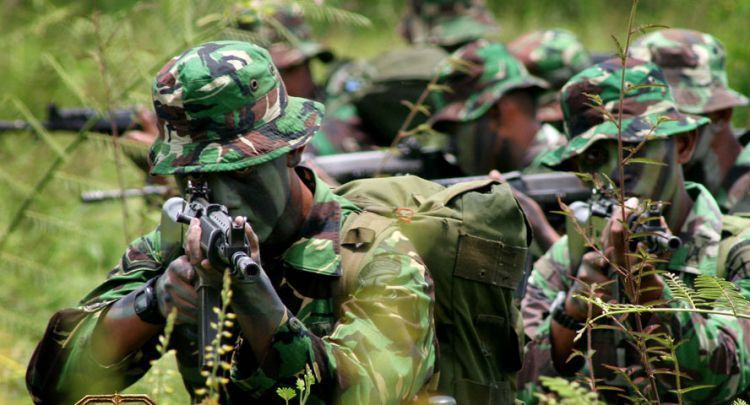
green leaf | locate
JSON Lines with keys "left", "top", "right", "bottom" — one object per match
{"left": 694, "top": 274, "right": 750, "bottom": 315}
{"left": 611, "top": 34, "right": 625, "bottom": 60}
{"left": 276, "top": 387, "right": 297, "bottom": 401}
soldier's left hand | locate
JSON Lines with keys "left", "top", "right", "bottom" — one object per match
{"left": 184, "top": 216, "right": 262, "bottom": 285}
{"left": 600, "top": 198, "right": 664, "bottom": 305}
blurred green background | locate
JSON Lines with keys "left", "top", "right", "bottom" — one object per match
{"left": 1, "top": 0, "right": 748, "bottom": 402}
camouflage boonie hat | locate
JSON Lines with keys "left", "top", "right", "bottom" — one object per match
{"left": 629, "top": 29, "right": 748, "bottom": 114}
{"left": 430, "top": 39, "right": 548, "bottom": 124}
{"left": 542, "top": 58, "right": 710, "bottom": 168}
{"left": 149, "top": 41, "right": 324, "bottom": 175}
{"left": 509, "top": 29, "right": 592, "bottom": 123}
{"left": 398, "top": 0, "right": 499, "bottom": 48}
{"left": 508, "top": 29, "right": 591, "bottom": 89}
{"left": 234, "top": 7, "right": 333, "bottom": 69}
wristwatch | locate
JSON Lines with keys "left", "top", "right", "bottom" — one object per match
{"left": 133, "top": 277, "right": 166, "bottom": 325}
{"left": 550, "top": 291, "right": 584, "bottom": 331}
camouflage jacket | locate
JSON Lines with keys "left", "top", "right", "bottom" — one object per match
{"left": 517, "top": 182, "right": 750, "bottom": 403}
{"left": 26, "top": 169, "right": 437, "bottom": 404}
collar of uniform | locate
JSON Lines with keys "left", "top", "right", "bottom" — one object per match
{"left": 666, "top": 181, "right": 723, "bottom": 275}
{"left": 280, "top": 166, "right": 360, "bottom": 277}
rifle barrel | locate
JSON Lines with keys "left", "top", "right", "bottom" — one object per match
{"left": 81, "top": 185, "right": 171, "bottom": 203}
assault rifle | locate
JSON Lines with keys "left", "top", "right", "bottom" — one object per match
{"left": 0, "top": 103, "right": 140, "bottom": 134}
{"left": 160, "top": 181, "right": 260, "bottom": 370}
{"left": 566, "top": 187, "right": 682, "bottom": 275}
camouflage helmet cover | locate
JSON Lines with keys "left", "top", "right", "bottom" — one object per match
{"left": 629, "top": 28, "right": 748, "bottom": 114}
{"left": 542, "top": 57, "right": 710, "bottom": 168}
{"left": 234, "top": 7, "right": 333, "bottom": 69}
{"left": 430, "top": 39, "right": 548, "bottom": 124}
{"left": 398, "top": 0, "right": 499, "bottom": 47}
{"left": 508, "top": 28, "right": 592, "bottom": 89}
{"left": 149, "top": 41, "right": 324, "bottom": 175}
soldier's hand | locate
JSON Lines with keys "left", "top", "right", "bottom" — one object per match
{"left": 155, "top": 256, "right": 198, "bottom": 325}
{"left": 123, "top": 108, "right": 159, "bottom": 146}
{"left": 234, "top": 216, "right": 261, "bottom": 264}
{"left": 565, "top": 251, "right": 612, "bottom": 321}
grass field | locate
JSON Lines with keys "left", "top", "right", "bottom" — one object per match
{"left": 1, "top": 0, "right": 749, "bottom": 402}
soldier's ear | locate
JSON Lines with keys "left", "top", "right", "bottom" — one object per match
{"left": 676, "top": 129, "right": 698, "bottom": 164}
{"left": 286, "top": 146, "right": 306, "bottom": 167}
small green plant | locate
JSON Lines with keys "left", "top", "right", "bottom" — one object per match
{"left": 275, "top": 364, "right": 316, "bottom": 405}
{"left": 149, "top": 308, "right": 178, "bottom": 403}
{"left": 195, "top": 270, "right": 237, "bottom": 403}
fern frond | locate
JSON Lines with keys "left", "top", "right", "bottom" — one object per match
{"left": 25, "top": 210, "right": 87, "bottom": 236}
{"left": 538, "top": 376, "right": 603, "bottom": 404}
{"left": 662, "top": 273, "right": 703, "bottom": 309}
{"left": 55, "top": 172, "right": 116, "bottom": 193}
{"left": 694, "top": 274, "right": 750, "bottom": 316}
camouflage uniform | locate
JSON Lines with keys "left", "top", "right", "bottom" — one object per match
{"left": 397, "top": 0, "right": 499, "bottom": 50}
{"left": 429, "top": 39, "right": 563, "bottom": 174}
{"left": 629, "top": 29, "right": 750, "bottom": 211}
{"left": 508, "top": 29, "right": 592, "bottom": 125}
{"left": 519, "top": 59, "right": 750, "bottom": 403}
{"left": 26, "top": 41, "right": 437, "bottom": 404}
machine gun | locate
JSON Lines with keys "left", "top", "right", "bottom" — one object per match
{"left": 159, "top": 181, "right": 260, "bottom": 369}
{"left": 0, "top": 103, "right": 140, "bottom": 134}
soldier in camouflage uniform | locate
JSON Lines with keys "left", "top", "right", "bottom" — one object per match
{"left": 508, "top": 29, "right": 592, "bottom": 129}
{"left": 518, "top": 58, "right": 750, "bottom": 403}
{"left": 311, "top": 0, "right": 500, "bottom": 156}
{"left": 26, "top": 41, "right": 437, "bottom": 404}
{"left": 629, "top": 29, "right": 749, "bottom": 212}
{"left": 397, "top": 0, "right": 499, "bottom": 52}
{"left": 426, "top": 40, "right": 565, "bottom": 253}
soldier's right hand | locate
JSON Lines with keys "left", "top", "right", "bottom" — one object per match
{"left": 155, "top": 255, "right": 199, "bottom": 325}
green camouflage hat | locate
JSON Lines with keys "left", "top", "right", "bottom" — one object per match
{"left": 430, "top": 39, "right": 548, "bottom": 124}
{"left": 149, "top": 41, "right": 324, "bottom": 175}
{"left": 542, "top": 58, "right": 710, "bottom": 168}
{"left": 234, "top": 7, "right": 333, "bottom": 69}
{"left": 508, "top": 29, "right": 591, "bottom": 90}
{"left": 629, "top": 29, "right": 748, "bottom": 114}
{"left": 398, "top": 0, "right": 499, "bottom": 48}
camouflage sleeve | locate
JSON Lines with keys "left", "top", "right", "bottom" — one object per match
{"left": 230, "top": 229, "right": 437, "bottom": 404}
{"left": 647, "top": 237, "right": 750, "bottom": 402}
{"left": 517, "top": 237, "right": 575, "bottom": 402}
{"left": 26, "top": 230, "right": 165, "bottom": 403}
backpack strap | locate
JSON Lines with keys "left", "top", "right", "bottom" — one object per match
{"left": 334, "top": 211, "right": 396, "bottom": 312}
{"left": 717, "top": 215, "right": 750, "bottom": 279}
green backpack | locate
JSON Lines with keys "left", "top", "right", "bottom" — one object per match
{"left": 334, "top": 175, "right": 531, "bottom": 404}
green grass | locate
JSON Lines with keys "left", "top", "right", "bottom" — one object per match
{"left": 1, "top": 0, "right": 749, "bottom": 402}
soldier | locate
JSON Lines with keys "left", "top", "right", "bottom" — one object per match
{"left": 26, "top": 41, "right": 437, "bottom": 403}
{"left": 429, "top": 39, "right": 564, "bottom": 251}
{"left": 517, "top": 58, "right": 750, "bottom": 402}
{"left": 397, "top": 0, "right": 499, "bottom": 52}
{"left": 312, "top": 0, "right": 501, "bottom": 156}
{"left": 629, "top": 29, "right": 749, "bottom": 212}
{"left": 508, "top": 28, "right": 592, "bottom": 129}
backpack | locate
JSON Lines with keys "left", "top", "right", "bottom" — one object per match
{"left": 334, "top": 175, "right": 531, "bottom": 404}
